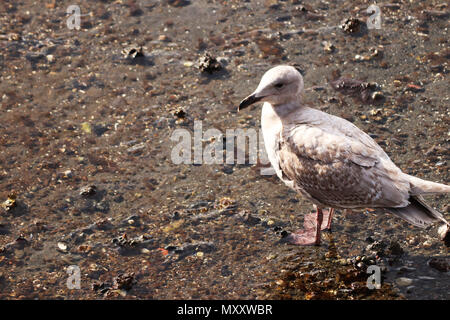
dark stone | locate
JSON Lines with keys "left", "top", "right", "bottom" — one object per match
{"left": 428, "top": 257, "right": 450, "bottom": 272}
{"left": 113, "top": 272, "right": 135, "bottom": 290}
{"left": 93, "top": 124, "right": 109, "bottom": 136}
{"left": 198, "top": 53, "right": 222, "bottom": 74}
{"left": 80, "top": 185, "right": 97, "bottom": 197}
{"left": 122, "top": 46, "right": 144, "bottom": 59}
{"left": 341, "top": 18, "right": 362, "bottom": 34}
{"left": 167, "top": 0, "right": 190, "bottom": 7}
{"left": 387, "top": 241, "right": 404, "bottom": 256}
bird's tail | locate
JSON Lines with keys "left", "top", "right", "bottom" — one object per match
{"left": 406, "top": 174, "right": 450, "bottom": 195}
{"left": 386, "top": 195, "right": 448, "bottom": 228}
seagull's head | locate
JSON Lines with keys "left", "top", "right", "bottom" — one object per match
{"left": 238, "top": 65, "right": 304, "bottom": 111}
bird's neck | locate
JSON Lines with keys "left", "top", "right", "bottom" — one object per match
{"left": 270, "top": 96, "right": 305, "bottom": 122}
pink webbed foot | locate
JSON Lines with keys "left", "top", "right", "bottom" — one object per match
{"left": 284, "top": 228, "right": 321, "bottom": 246}
{"left": 284, "top": 207, "right": 333, "bottom": 246}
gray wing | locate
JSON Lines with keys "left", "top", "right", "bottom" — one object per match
{"left": 277, "top": 122, "right": 411, "bottom": 209}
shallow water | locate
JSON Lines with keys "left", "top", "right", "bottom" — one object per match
{"left": 0, "top": 0, "right": 448, "bottom": 299}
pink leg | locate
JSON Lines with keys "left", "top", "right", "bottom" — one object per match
{"left": 314, "top": 207, "right": 323, "bottom": 245}
{"left": 285, "top": 207, "right": 325, "bottom": 246}
{"left": 324, "top": 208, "right": 334, "bottom": 231}
{"left": 303, "top": 208, "right": 333, "bottom": 231}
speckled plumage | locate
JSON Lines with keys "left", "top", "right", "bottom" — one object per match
{"left": 276, "top": 107, "right": 411, "bottom": 210}
{"left": 242, "top": 65, "right": 450, "bottom": 230}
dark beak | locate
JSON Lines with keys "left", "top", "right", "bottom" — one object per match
{"left": 238, "top": 93, "right": 262, "bottom": 111}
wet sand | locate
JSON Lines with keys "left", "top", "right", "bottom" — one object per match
{"left": 0, "top": 0, "right": 448, "bottom": 299}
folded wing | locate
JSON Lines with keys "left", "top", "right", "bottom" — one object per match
{"left": 277, "top": 118, "right": 411, "bottom": 209}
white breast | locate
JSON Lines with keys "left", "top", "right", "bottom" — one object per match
{"left": 261, "top": 103, "right": 294, "bottom": 188}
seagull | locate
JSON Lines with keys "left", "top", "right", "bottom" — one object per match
{"left": 238, "top": 65, "right": 450, "bottom": 246}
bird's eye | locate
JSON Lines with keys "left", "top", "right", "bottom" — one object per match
{"left": 274, "top": 83, "right": 284, "bottom": 88}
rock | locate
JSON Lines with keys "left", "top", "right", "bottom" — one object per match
{"left": 25, "top": 52, "right": 45, "bottom": 63}
{"left": 371, "top": 91, "right": 384, "bottom": 101}
{"left": 417, "top": 276, "right": 435, "bottom": 280}
{"left": 173, "top": 107, "right": 186, "bottom": 119}
{"left": 62, "top": 170, "right": 73, "bottom": 179}
{"left": 122, "top": 45, "right": 144, "bottom": 59}
{"left": 329, "top": 78, "right": 379, "bottom": 103}
{"left": 112, "top": 234, "right": 153, "bottom": 249}
{"left": 354, "top": 47, "right": 384, "bottom": 63}
{"left": 8, "top": 33, "right": 21, "bottom": 41}
{"left": 46, "top": 54, "right": 55, "bottom": 63}
{"left": 422, "top": 240, "right": 432, "bottom": 248}
{"left": 57, "top": 242, "right": 68, "bottom": 253}
{"left": 80, "top": 185, "right": 96, "bottom": 197}
{"left": 198, "top": 53, "right": 222, "bottom": 73}
{"left": 405, "top": 84, "right": 424, "bottom": 92}
{"left": 430, "top": 64, "right": 444, "bottom": 73}
{"left": 1, "top": 235, "right": 29, "bottom": 253}
{"left": 366, "top": 239, "right": 403, "bottom": 257}
{"left": 264, "top": 0, "right": 280, "bottom": 9}
{"left": 81, "top": 122, "right": 92, "bottom": 134}
{"left": 340, "top": 18, "right": 362, "bottom": 34}
{"left": 217, "top": 197, "right": 236, "bottom": 212}
{"left": 171, "top": 241, "right": 215, "bottom": 260}
{"left": 158, "top": 35, "right": 171, "bottom": 42}
{"left": 338, "top": 258, "right": 349, "bottom": 266}
{"left": 127, "top": 143, "right": 146, "bottom": 154}
{"left": 428, "top": 257, "right": 450, "bottom": 272}
{"left": 396, "top": 277, "right": 413, "bottom": 286}
{"left": 236, "top": 210, "right": 261, "bottom": 225}
{"left": 393, "top": 80, "right": 402, "bottom": 87}
{"left": 1, "top": 194, "right": 17, "bottom": 211}
{"left": 322, "top": 41, "right": 334, "bottom": 53}
{"left": 113, "top": 272, "right": 135, "bottom": 290}
{"left": 387, "top": 241, "right": 404, "bottom": 256}
{"left": 217, "top": 57, "right": 229, "bottom": 67}
{"left": 406, "top": 285, "right": 415, "bottom": 293}
{"left": 92, "top": 124, "right": 109, "bottom": 136}
{"left": 92, "top": 280, "right": 110, "bottom": 294}
{"left": 167, "top": 0, "right": 190, "bottom": 7}
{"left": 127, "top": 0, "right": 143, "bottom": 16}
{"left": 366, "top": 240, "right": 388, "bottom": 255}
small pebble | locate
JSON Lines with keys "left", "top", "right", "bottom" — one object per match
{"left": 322, "top": 41, "right": 334, "bottom": 53}
{"left": 422, "top": 240, "right": 432, "bottom": 248}
{"left": 57, "top": 242, "right": 68, "bottom": 252}
{"left": 198, "top": 53, "right": 222, "bottom": 73}
{"left": 396, "top": 277, "right": 413, "bottom": 286}
{"left": 80, "top": 185, "right": 97, "bottom": 196}
{"left": 340, "top": 17, "right": 361, "bottom": 34}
